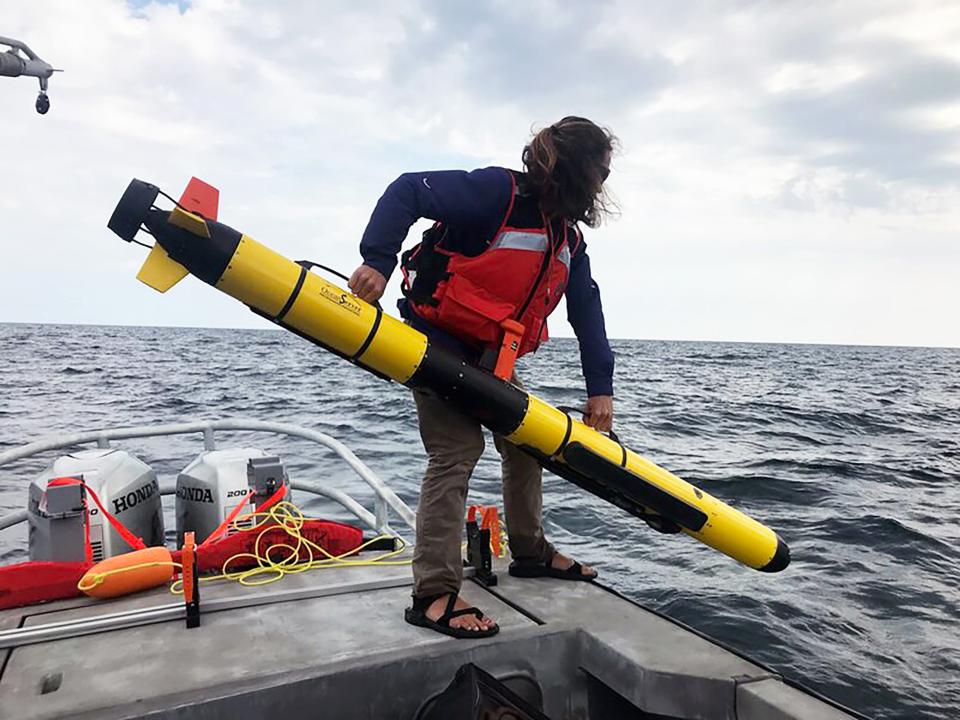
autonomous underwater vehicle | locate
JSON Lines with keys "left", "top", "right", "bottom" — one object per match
{"left": 106, "top": 176, "right": 791, "bottom": 574}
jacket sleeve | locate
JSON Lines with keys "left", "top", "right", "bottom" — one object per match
{"left": 565, "top": 231, "right": 615, "bottom": 397}
{"left": 359, "top": 167, "right": 511, "bottom": 280}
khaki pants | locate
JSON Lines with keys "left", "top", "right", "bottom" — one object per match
{"left": 411, "top": 383, "right": 555, "bottom": 598}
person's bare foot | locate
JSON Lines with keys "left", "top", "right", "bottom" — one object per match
{"left": 550, "top": 551, "right": 598, "bottom": 578}
{"left": 425, "top": 593, "right": 497, "bottom": 632}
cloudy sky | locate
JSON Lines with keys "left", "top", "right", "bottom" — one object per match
{"left": 1, "top": 0, "right": 958, "bottom": 347}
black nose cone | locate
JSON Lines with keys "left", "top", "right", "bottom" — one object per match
{"left": 108, "top": 179, "right": 159, "bottom": 242}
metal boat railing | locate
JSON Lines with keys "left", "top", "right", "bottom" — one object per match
{"left": 0, "top": 418, "right": 417, "bottom": 536}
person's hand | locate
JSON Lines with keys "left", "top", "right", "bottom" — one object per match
{"left": 583, "top": 395, "right": 613, "bottom": 433}
{"left": 348, "top": 265, "right": 387, "bottom": 304}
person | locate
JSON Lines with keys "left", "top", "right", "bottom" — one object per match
{"left": 349, "top": 116, "right": 617, "bottom": 639}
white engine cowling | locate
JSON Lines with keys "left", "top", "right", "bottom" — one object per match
{"left": 175, "top": 448, "right": 290, "bottom": 545}
{"left": 27, "top": 449, "right": 164, "bottom": 562}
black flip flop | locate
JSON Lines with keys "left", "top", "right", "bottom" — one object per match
{"left": 404, "top": 593, "right": 500, "bottom": 639}
{"left": 508, "top": 555, "right": 598, "bottom": 581}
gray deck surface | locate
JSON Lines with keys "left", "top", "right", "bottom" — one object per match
{"left": 0, "top": 551, "right": 858, "bottom": 720}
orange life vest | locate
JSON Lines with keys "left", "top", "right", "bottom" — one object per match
{"left": 401, "top": 170, "right": 580, "bottom": 357}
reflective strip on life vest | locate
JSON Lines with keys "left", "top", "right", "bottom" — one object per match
{"left": 490, "top": 231, "right": 548, "bottom": 253}
{"left": 557, "top": 244, "right": 571, "bottom": 270}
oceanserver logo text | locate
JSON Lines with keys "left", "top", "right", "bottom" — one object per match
{"left": 319, "top": 286, "right": 362, "bottom": 315}
{"left": 177, "top": 486, "right": 215, "bottom": 503}
{"left": 112, "top": 479, "right": 160, "bottom": 514}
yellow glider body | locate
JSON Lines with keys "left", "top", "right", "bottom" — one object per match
{"left": 108, "top": 178, "right": 789, "bottom": 572}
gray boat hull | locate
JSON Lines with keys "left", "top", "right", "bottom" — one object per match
{"left": 0, "top": 551, "right": 857, "bottom": 720}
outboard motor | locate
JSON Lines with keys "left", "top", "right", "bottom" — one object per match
{"left": 176, "top": 448, "right": 290, "bottom": 545}
{"left": 27, "top": 449, "right": 164, "bottom": 562}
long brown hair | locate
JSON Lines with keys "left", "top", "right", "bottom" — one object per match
{"left": 522, "top": 116, "right": 618, "bottom": 227}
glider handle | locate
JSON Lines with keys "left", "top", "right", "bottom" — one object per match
{"left": 296, "top": 260, "right": 383, "bottom": 311}
{"left": 557, "top": 405, "right": 620, "bottom": 444}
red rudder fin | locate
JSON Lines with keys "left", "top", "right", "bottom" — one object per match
{"left": 178, "top": 177, "right": 219, "bottom": 220}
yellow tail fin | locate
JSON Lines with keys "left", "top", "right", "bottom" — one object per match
{"left": 168, "top": 206, "right": 210, "bottom": 238}
{"left": 137, "top": 244, "right": 189, "bottom": 292}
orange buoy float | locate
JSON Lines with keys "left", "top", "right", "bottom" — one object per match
{"left": 78, "top": 546, "right": 176, "bottom": 599}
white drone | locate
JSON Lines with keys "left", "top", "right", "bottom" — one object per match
{"left": 0, "top": 35, "right": 60, "bottom": 114}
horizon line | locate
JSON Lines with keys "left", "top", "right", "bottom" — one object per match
{"left": 2, "top": 320, "right": 958, "bottom": 352}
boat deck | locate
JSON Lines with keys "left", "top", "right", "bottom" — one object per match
{"left": 0, "top": 550, "right": 855, "bottom": 720}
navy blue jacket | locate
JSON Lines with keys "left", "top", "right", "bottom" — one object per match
{"left": 359, "top": 166, "right": 614, "bottom": 397}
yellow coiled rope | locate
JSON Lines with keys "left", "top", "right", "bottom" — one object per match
{"left": 170, "top": 500, "right": 410, "bottom": 593}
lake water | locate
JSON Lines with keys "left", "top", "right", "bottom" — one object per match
{"left": 1, "top": 322, "right": 958, "bottom": 719}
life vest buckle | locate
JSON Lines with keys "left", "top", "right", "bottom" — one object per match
{"left": 481, "top": 319, "right": 525, "bottom": 381}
